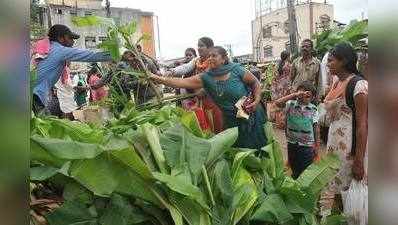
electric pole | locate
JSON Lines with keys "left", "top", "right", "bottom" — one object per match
{"left": 105, "top": 0, "right": 111, "bottom": 17}
{"left": 287, "top": 0, "right": 299, "bottom": 55}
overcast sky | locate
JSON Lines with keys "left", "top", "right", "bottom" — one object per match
{"left": 110, "top": 0, "right": 368, "bottom": 60}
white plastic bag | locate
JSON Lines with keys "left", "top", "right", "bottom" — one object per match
{"left": 342, "top": 180, "right": 368, "bottom": 225}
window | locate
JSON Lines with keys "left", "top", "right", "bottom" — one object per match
{"left": 98, "top": 36, "right": 107, "bottom": 43}
{"left": 85, "top": 11, "right": 93, "bottom": 16}
{"left": 70, "top": 10, "right": 77, "bottom": 16}
{"left": 263, "top": 46, "right": 273, "bottom": 58}
{"left": 85, "top": 37, "right": 97, "bottom": 49}
{"left": 262, "top": 26, "right": 272, "bottom": 38}
{"left": 56, "top": 9, "right": 63, "bottom": 15}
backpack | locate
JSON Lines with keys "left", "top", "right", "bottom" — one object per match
{"left": 345, "top": 75, "right": 365, "bottom": 156}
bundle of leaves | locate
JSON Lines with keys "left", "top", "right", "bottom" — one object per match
{"left": 30, "top": 113, "right": 344, "bottom": 225}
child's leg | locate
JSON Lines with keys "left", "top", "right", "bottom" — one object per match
{"left": 292, "top": 145, "right": 315, "bottom": 179}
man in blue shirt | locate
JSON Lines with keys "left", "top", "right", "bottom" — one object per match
{"left": 32, "top": 24, "right": 113, "bottom": 115}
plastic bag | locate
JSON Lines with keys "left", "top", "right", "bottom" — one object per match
{"left": 342, "top": 180, "right": 368, "bottom": 225}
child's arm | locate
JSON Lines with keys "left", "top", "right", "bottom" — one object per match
{"left": 274, "top": 91, "right": 307, "bottom": 108}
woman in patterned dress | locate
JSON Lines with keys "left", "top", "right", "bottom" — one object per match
{"left": 319, "top": 43, "right": 368, "bottom": 221}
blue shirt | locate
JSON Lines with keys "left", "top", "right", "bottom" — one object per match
{"left": 33, "top": 42, "right": 112, "bottom": 106}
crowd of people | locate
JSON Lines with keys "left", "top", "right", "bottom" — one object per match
{"left": 270, "top": 39, "right": 368, "bottom": 221}
{"left": 31, "top": 24, "right": 368, "bottom": 223}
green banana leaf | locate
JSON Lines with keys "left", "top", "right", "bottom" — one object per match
{"left": 99, "top": 194, "right": 148, "bottom": 225}
{"left": 314, "top": 20, "right": 368, "bottom": 58}
{"left": 169, "top": 193, "right": 211, "bottom": 225}
{"left": 45, "top": 118, "right": 104, "bottom": 144}
{"left": 152, "top": 172, "right": 209, "bottom": 210}
{"left": 62, "top": 181, "right": 94, "bottom": 205}
{"left": 30, "top": 165, "right": 59, "bottom": 181}
{"left": 296, "top": 153, "right": 341, "bottom": 196}
{"left": 180, "top": 111, "right": 209, "bottom": 138}
{"left": 118, "top": 21, "right": 137, "bottom": 36}
{"left": 262, "top": 141, "right": 285, "bottom": 182}
{"left": 232, "top": 183, "right": 258, "bottom": 225}
{"left": 213, "top": 160, "right": 234, "bottom": 206}
{"left": 205, "top": 128, "right": 239, "bottom": 166}
{"left": 98, "top": 28, "right": 121, "bottom": 61}
{"left": 45, "top": 200, "right": 97, "bottom": 225}
{"left": 31, "top": 136, "right": 104, "bottom": 160}
{"left": 251, "top": 193, "right": 294, "bottom": 224}
{"left": 160, "top": 124, "right": 211, "bottom": 183}
{"left": 30, "top": 139, "right": 67, "bottom": 167}
{"left": 69, "top": 153, "right": 161, "bottom": 206}
{"left": 264, "top": 122, "right": 275, "bottom": 143}
{"left": 321, "top": 214, "right": 347, "bottom": 225}
{"left": 231, "top": 150, "right": 255, "bottom": 182}
{"left": 110, "top": 148, "right": 153, "bottom": 180}
{"left": 280, "top": 176, "right": 317, "bottom": 213}
{"left": 141, "top": 123, "right": 168, "bottom": 173}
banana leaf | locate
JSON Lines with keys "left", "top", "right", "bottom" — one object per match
{"left": 63, "top": 181, "right": 94, "bottom": 205}
{"left": 99, "top": 194, "right": 149, "bottom": 225}
{"left": 118, "top": 21, "right": 137, "bottom": 36}
{"left": 180, "top": 111, "right": 209, "bottom": 138}
{"left": 110, "top": 148, "right": 153, "bottom": 180}
{"left": 231, "top": 150, "right": 255, "bottom": 182}
{"left": 263, "top": 122, "right": 275, "bottom": 143}
{"left": 45, "top": 200, "right": 97, "bottom": 225}
{"left": 279, "top": 176, "right": 317, "bottom": 213}
{"left": 160, "top": 124, "right": 211, "bottom": 183}
{"left": 296, "top": 153, "right": 341, "bottom": 196}
{"left": 30, "top": 139, "right": 67, "bottom": 167}
{"left": 232, "top": 182, "right": 258, "bottom": 225}
{"left": 141, "top": 123, "right": 168, "bottom": 173}
{"left": 46, "top": 118, "right": 104, "bottom": 144}
{"left": 152, "top": 172, "right": 208, "bottom": 210}
{"left": 321, "top": 214, "right": 347, "bottom": 225}
{"left": 69, "top": 153, "right": 161, "bottom": 206}
{"left": 261, "top": 141, "right": 285, "bottom": 183}
{"left": 205, "top": 128, "right": 239, "bottom": 166}
{"left": 169, "top": 192, "right": 211, "bottom": 225}
{"left": 30, "top": 165, "right": 59, "bottom": 181}
{"left": 213, "top": 160, "right": 234, "bottom": 206}
{"left": 314, "top": 20, "right": 368, "bottom": 58}
{"left": 31, "top": 136, "right": 104, "bottom": 160}
{"left": 251, "top": 193, "right": 294, "bottom": 224}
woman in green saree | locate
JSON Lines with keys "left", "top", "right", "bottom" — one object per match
{"left": 151, "top": 46, "right": 267, "bottom": 150}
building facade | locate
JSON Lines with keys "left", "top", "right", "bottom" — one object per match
{"left": 252, "top": 1, "right": 334, "bottom": 62}
{"left": 233, "top": 54, "right": 254, "bottom": 64}
{"left": 39, "top": 0, "right": 156, "bottom": 58}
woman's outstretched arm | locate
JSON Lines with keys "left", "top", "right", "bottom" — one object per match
{"left": 150, "top": 73, "right": 204, "bottom": 90}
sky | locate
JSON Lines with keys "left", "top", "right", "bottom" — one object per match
{"left": 110, "top": 0, "right": 368, "bottom": 60}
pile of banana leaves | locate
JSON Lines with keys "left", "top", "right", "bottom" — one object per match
{"left": 30, "top": 105, "right": 345, "bottom": 225}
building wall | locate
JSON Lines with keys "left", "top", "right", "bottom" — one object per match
{"left": 252, "top": 2, "right": 333, "bottom": 62}
{"left": 140, "top": 15, "right": 156, "bottom": 57}
{"left": 42, "top": 3, "right": 156, "bottom": 58}
{"left": 47, "top": 0, "right": 102, "bottom": 9}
